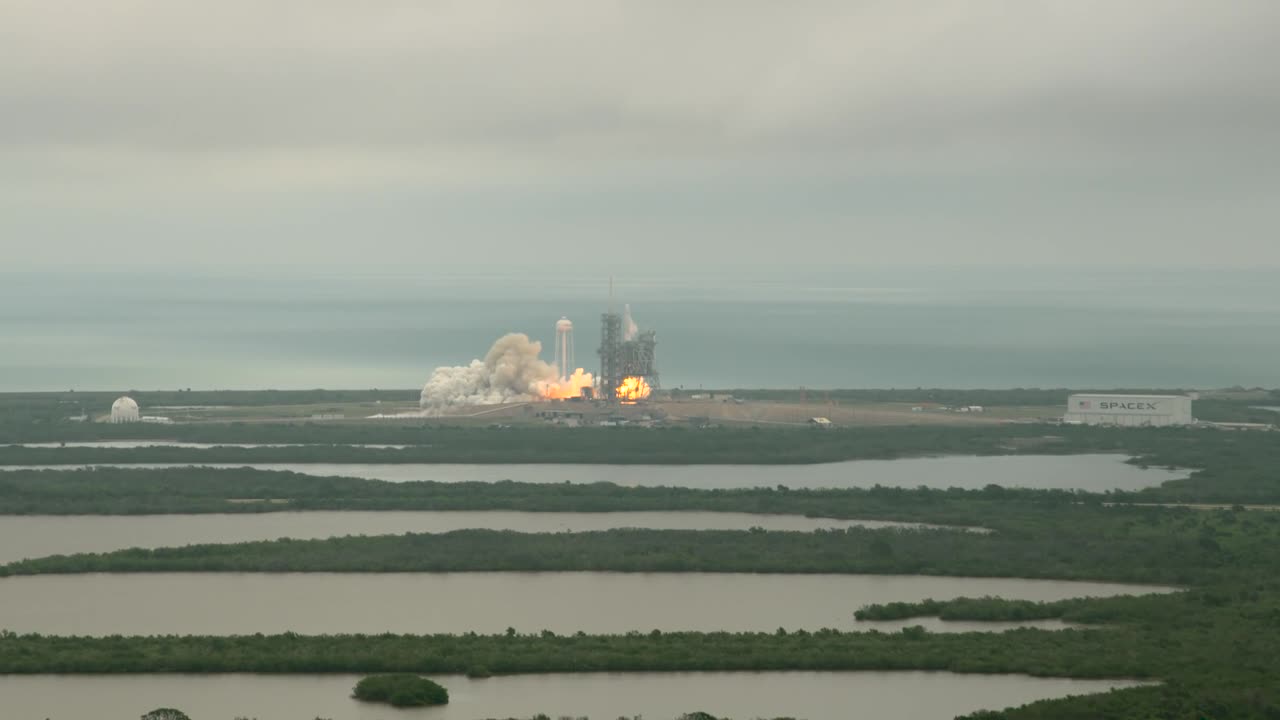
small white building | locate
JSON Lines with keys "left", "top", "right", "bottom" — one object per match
{"left": 110, "top": 396, "right": 140, "bottom": 424}
{"left": 1063, "top": 394, "right": 1193, "bottom": 427}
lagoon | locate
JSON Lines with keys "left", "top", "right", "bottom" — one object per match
{"left": 0, "top": 572, "right": 1177, "bottom": 636}
{"left": 0, "top": 511, "right": 966, "bottom": 564}
{"left": 2, "top": 454, "right": 1186, "bottom": 491}
{"left": 0, "top": 671, "right": 1154, "bottom": 720}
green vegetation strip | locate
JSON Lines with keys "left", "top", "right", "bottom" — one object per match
{"left": 856, "top": 594, "right": 1174, "bottom": 623}
{"left": 0, "top": 422, "right": 1232, "bottom": 466}
{"left": 0, "top": 424, "right": 1080, "bottom": 464}
{"left": 0, "top": 515, "right": 1254, "bottom": 584}
{"left": 0, "top": 626, "right": 1189, "bottom": 677}
{"left": 0, "top": 466, "right": 1082, "bottom": 524}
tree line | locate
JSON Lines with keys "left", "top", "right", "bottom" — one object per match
{"left": 5, "top": 505, "right": 1275, "bottom": 585}
{"left": 0, "top": 465, "right": 1095, "bottom": 525}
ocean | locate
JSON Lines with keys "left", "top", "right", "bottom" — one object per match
{"left": 2, "top": 267, "right": 1278, "bottom": 392}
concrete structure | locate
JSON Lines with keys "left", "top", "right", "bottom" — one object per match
{"left": 109, "top": 396, "right": 140, "bottom": 423}
{"left": 1064, "top": 394, "right": 1193, "bottom": 427}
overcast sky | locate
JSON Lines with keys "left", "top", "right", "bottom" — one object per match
{"left": 3, "top": 0, "right": 1278, "bottom": 270}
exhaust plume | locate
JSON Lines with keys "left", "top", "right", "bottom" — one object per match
{"left": 622, "top": 304, "right": 639, "bottom": 341}
{"left": 420, "top": 333, "right": 593, "bottom": 413}
{"left": 616, "top": 375, "right": 652, "bottom": 402}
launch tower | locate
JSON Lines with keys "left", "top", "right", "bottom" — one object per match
{"left": 597, "top": 284, "right": 658, "bottom": 402}
{"left": 598, "top": 310, "right": 623, "bottom": 397}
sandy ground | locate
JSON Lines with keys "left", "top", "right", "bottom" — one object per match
{"left": 153, "top": 397, "right": 1064, "bottom": 428}
{"left": 655, "top": 400, "right": 1058, "bottom": 427}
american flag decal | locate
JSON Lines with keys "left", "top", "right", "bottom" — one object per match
{"left": 1080, "top": 400, "right": 1091, "bottom": 409}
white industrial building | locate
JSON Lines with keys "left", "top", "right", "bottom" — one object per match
{"left": 109, "top": 396, "right": 140, "bottom": 423}
{"left": 1063, "top": 394, "right": 1193, "bottom": 427}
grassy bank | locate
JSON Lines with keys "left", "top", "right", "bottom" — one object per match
{"left": 0, "top": 466, "right": 1085, "bottom": 523}
{"left": 0, "top": 424, "right": 1070, "bottom": 463}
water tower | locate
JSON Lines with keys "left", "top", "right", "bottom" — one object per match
{"left": 554, "top": 316, "right": 574, "bottom": 381}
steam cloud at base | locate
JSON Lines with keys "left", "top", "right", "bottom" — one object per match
{"left": 419, "top": 333, "right": 593, "bottom": 413}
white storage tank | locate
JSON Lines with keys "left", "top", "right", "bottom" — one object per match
{"left": 109, "top": 396, "right": 140, "bottom": 424}
{"left": 1063, "top": 394, "right": 1193, "bottom": 427}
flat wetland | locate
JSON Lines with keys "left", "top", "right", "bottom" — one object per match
{"left": 0, "top": 409, "right": 1278, "bottom": 718}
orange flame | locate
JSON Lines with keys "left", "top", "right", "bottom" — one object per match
{"left": 539, "top": 368, "right": 595, "bottom": 400}
{"left": 615, "top": 376, "right": 652, "bottom": 402}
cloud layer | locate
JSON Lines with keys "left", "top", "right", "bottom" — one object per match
{"left": 4, "top": 0, "right": 1278, "bottom": 267}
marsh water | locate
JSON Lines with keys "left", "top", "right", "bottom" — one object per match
{"left": 0, "top": 572, "right": 1177, "bottom": 636}
{"left": 3, "top": 453, "right": 1187, "bottom": 491}
{"left": 0, "top": 511, "right": 973, "bottom": 564}
{"left": 0, "top": 671, "right": 1154, "bottom": 720}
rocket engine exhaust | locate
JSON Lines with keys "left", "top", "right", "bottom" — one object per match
{"left": 420, "top": 333, "right": 593, "bottom": 413}
{"left": 615, "top": 376, "right": 652, "bottom": 402}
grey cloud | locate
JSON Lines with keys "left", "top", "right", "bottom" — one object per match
{"left": 3, "top": 0, "right": 1274, "bottom": 150}
{"left": 1, "top": 0, "right": 1278, "bottom": 267}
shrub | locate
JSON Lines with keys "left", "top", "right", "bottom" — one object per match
{"left": 352, "top": 674, "right": 449, "bottom": 707}
{"left": 142, "top": 711, "right": 191, "bottom": 720}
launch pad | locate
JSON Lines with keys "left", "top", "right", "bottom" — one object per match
{"left": 598, "top": 301, "right": 658, "bottom": 403}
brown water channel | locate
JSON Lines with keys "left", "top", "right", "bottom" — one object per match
{"left": 0, "top": 511, "right": 978, "bottom": 564}
{"left": 0, "top": 572, "right": 1177, "bottom": 636}
{"left": 4, "top": 453, "right": 1187, "bottom": 491}
{"left": 0, "top": 671, "right": 1154, "bottom": 720}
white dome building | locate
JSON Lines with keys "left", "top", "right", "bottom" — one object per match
{"left": 110, "top": 396, "right": 140, "bottom": 424}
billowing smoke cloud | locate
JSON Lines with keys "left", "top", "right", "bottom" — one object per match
{"left": 420, "top": 333, "right": 593, "bottom": 413}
